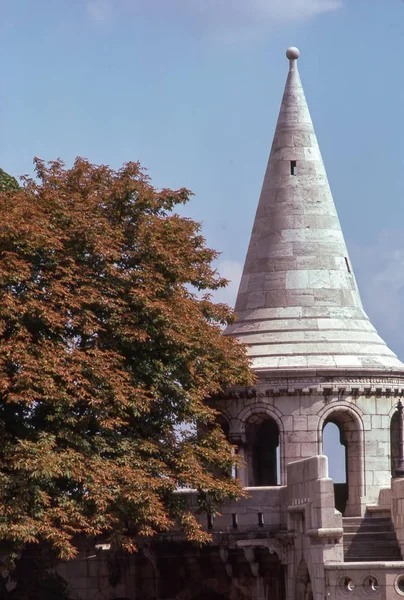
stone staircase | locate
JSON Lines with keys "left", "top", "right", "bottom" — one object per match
{"left": 343, "top": 514, "right": 402, "bottom": 562}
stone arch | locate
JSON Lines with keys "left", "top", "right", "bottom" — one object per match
{"left": 236, "top": 404, "right": 286, "bottom": 486}
{"left": 216, "top": 411, "right": 231, "bottom": 438}
{"left": 236, "top": 402, "right": 284, "bottom": 430}
{"left": 295, "top": 559, "right": 313, "bottom": 600}
{"left": 322, "top": 421, "right": 347, "bottom": 513}
{"left": 206, "top": 411, "right": 234, "bottom": 480}
{"left": 318, "top": 403, "right": 364, "bottom": 516}
{"left": 391, "top": 407, "right": 400, "bottom": 477}
{"left": 317, "top": 401, "right": 364, "bottom": 430}
{"left": 389, "top": 401, "right": 403, "bottom": 418}
{"left": 245, "top": 413, "right": 280, "bottom": 487}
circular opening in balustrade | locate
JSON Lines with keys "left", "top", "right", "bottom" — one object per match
{"left": 395, "top": 575, "right": 404, "bottom": 595}
{"left": 339, "top": 576, "right": 355, "bottom": 594}
{"left": 362, "top": 576, "right": 379, "bottom": 594}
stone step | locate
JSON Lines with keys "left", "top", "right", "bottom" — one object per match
{"left": 345, "top": 550, "right": 401, "bottom": 561}
{"left": 345, "top": 552, "right": 402, "bottom": 559}
{"left": 365, "top": 506, "right": 393, "bottom": 519}
{"left": 343, "top": 523, "right": 394, "bottom": 533}
{"left": 342, "top": 515, "right": 401, "bottom": 562}
{"left": 344, "top": 540, "right": 400, "bottom": 551}
{"left": 343, "top": 517, "right": 392, "bottom": 525}
{"left": 345, "top": 556, "right": 401, "bottom": 563}
{"left": 344, "top": 532, "right": 397, "bottom": 542}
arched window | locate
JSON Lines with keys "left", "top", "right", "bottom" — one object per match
{"left": 208, "top": 413, "right": 234, "bottom": 480}
{"left": 216, "top": 414, "right": 230, "bottom": 440}
{"left": 323, "top": 422, "right": 347, "bottom": 483}
{"left": 323, "top": 420, "right": 347, "bottom": 514}
{"left": 246, "top": 415, "right": 280, "bottom": 486}
{"left": 391, "top": 409, "right": 400, "bottom": 477}
{"left": 321, "top": 409, "right": 363, "bottom": 516}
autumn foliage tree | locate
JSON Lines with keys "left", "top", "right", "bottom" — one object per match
{"left": 0, "top": 159, "right": 252, "bottom": 568}
{"left": 0, "top": 168, "right": 19, "bottom": 192}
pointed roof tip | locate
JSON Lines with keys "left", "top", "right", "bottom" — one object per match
{"left": 227, "top": 43, "right": 404, "bottom": 374}
{"left": 286, "top": 47, "right": 300, "bottom": 69}
{"left": 286, "top": 47, "right": 300, "bottom": 60}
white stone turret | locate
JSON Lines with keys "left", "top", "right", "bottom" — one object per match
{"left": 226, "top": 48, "right": 404, "bottom": 373}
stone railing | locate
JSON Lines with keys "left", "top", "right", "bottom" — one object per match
{"left": 391, "top": 477, "right": 404, "bottom": 558}
{"left": 174, "top": 457, "right": 343, "bottom": 540}
{"left": 286, "top": 455, "right": 344, "bottom": 600}
{"left": 286, "top": 455, "right": 343, "bottom": 540}
{"left": 175, "top": 485, "right": 287, "bottom": 533}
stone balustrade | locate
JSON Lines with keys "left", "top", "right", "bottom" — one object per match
{"left": 174, "top": 485, "right": 287, "bottom": 533}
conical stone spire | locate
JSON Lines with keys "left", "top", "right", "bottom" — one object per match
{"left": 226, "top": 47, "right": 404, "bottom": 372}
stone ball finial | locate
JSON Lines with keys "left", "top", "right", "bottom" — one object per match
{"left": 286, "top": 47, "right": 300, "bottom": 60}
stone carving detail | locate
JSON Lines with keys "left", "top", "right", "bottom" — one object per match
{"left": 237, "top": 540, "right": 288, "bottom": 566}
{"left": 243, "top": 547, "right": 259, "bottom": 577}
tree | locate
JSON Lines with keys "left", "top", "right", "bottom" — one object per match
{"left": 0, "top": 158, "right": 252, "bottom": 574}
{"left": 0, "top": 168, "right": 19, "bottom": 192}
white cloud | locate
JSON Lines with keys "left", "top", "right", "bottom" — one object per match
{"left": 213, "top": 259, "right": 243, "bottom": 306}
{"left": 86, "top": 0, "right": 342, "bottom": 33}
{"left": 86, "top": 0, "right": 111, "bottom": 23}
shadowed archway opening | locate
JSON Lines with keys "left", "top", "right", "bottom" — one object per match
{"left": 295, "top": 559, "right": 313, "bottom": 600}
{"left": 246, "top": 415, "right": 280, "bottom": 486}
{"left": 391, "top": 410, "right": 400, "bottom": 476}
{"left": 155, "top": 542, "right": 286, "bottom": 600}
{"left": 207, "top": 413, "right": 233, "bottom": 479}
{"left": 321, "top": 410, "right": 363, "bottom": 516}
{"left": 216, "top": 414, "right": 230, "bottom": 440}
{"left": 323, "top": 421, "right": 347, "bottom": 514}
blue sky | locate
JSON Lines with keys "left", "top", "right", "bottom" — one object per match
{"left": 1, "top": 0, "right": 403, "bottom": 480}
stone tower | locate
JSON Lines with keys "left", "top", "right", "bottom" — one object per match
{"left": 60, "top": 47, "right": 404, "bottom": 600}
{"left": 206, "top": 47, "right": 404, "bottom": 599}
{"left": 220, "top": 45, "right": 404, "bottom": 509}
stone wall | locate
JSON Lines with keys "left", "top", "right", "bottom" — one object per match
{"left": 56, "top": 418, "right": 404, "bottom": 600}
{"left": 391, "top": 477, "right": 404, "bottom": 558}
{"left": 58, "top": 544, "right": 137, "bottom": 599}
{"left": 215, "top": 374, "right": 404, "bottom": 515}
{"left": 325, "top": 563, "right": 404, "bottom": 599}
{"left": 174, "top": 486, "right": 287, "bottom": 532}
{"left": 286, "top": 455, "right": 343, "bottom": 600}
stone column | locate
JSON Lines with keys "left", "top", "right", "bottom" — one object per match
{"left": 229, "top": 432, "right": 247, "bottom": 487}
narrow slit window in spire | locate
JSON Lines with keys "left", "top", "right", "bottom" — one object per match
{"left": 291, "top": 160, "right": 297, "bottom": 176}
